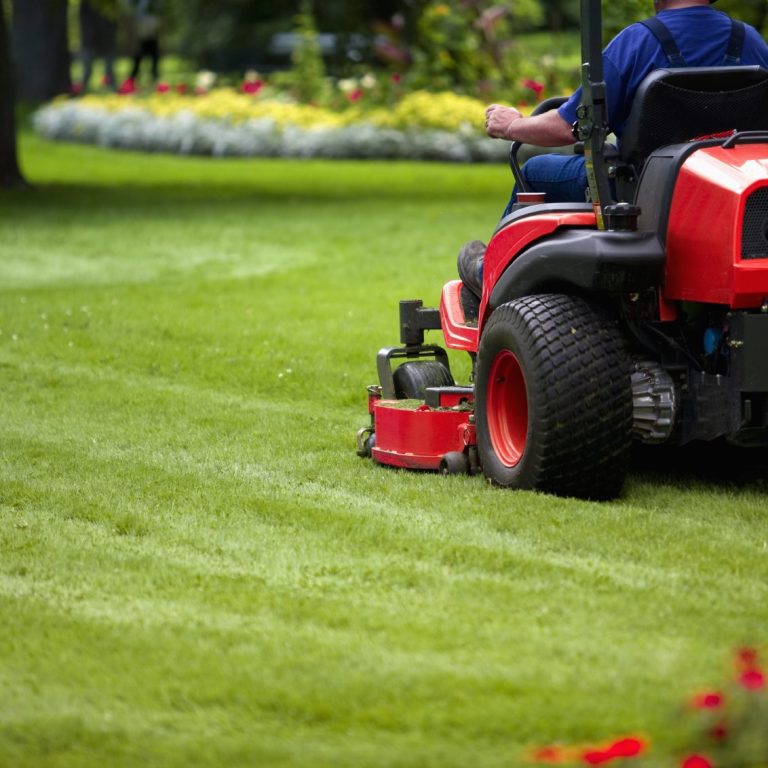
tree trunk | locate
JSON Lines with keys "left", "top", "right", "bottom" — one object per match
{"left": 12, "top": 0, "right": 71, "bottom": 103}
{"left": 0, "top": 1, "right": 25, "bottom": 188}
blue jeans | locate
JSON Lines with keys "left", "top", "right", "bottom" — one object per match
{"left": 502, "top": 154, "right": 588, "bottom": 218}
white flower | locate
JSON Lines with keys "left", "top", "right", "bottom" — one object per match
{"left": 336, "top": 78, "right": 358, "bottom": 94}
{"left": 195, "top": 70, "right": 217, "bottom": 90}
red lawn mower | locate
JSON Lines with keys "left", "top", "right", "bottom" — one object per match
{"left": 357, "top": 0, "right": 768, "bottom": 500}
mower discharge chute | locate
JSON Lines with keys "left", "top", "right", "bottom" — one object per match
{"left": 357, "top": 0, "right": 768, "bottom": 500}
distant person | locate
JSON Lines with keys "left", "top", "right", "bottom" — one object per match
{"left": 74, "top": 0, "right": 118, "bottom": 94}
{"left": 119, "top": 0, "right": 162, "bottom": 92}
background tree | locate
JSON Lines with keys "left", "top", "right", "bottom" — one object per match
{"left": 11, "top": 0, "right": 70, "bottom": 102}
{"left": 0, "top": 0, "right": 24, "bottom": 187}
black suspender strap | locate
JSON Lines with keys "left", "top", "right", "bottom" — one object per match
{"left": 640, "top": 17, "right": 687, "bottom": 68}
{"left": 641, "top": 16, "right": 746, "bottom": 68}
{"left": 723, "top": 19, "right": 745, "bottom": 65}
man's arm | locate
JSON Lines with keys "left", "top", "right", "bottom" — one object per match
{"left": 485, "top": 105, "right": 575, "bottom": 146}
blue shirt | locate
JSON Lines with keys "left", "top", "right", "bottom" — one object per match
{"left": 558, "top": 7, "right": 768, "bottom": 139}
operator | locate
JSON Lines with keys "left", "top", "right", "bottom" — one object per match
{"left": 458, "top": 0, "right": 768, "bottom": 313}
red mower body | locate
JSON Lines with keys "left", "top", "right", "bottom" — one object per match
{"left": 359, "top": 63, "right": 768, "bottom": 498}
{"left": 664, "top": 144, "right": 768, "bottom": 307}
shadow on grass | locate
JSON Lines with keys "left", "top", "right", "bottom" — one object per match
{"left": 631, "top": 440, "right": 768, "bottom": 490}
{"left": 0, "top": 177, "right": 503, "bottom": 217}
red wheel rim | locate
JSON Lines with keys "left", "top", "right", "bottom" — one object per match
{"left": 487, "top": 349, "right": 528, "bottom": 467}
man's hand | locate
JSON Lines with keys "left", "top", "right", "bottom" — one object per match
{"left": 484, "top": 103, "right": 576, "bottom": 147}
{"left": 485, "top": 104, "right": 522, "bottom": 140}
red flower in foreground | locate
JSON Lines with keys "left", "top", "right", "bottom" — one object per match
{"left": 155, "top": 81, "right": 170, "bottom": 93}
{"left": 681, "top": 754, "right": 713, "bottom": 768}
{"left": 690, "top": 692, "right": 724, "bottom": 709}
{"left": 530, "top": 746, "right": 569, "bottom": 764}
{"left": 737, "top": 647, "right": 759, "bottom": 668}
{"left": 175, "top": 83, "right": 188, "bottom": 95}
{"left": 709, "top": 721, "right": 728, "bottom": 742}
{"left": 582, "top": 737, "right": 646, "bottom": 764}
{"left": 739, "top": 668, "right": 766, "bottom": 690}
{"left": 347, "top": 88, "right": 364, "bottom": 102}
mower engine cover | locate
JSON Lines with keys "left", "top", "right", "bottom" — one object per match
{"left": 658, "top": 141, "right": 768, "bottom": 307}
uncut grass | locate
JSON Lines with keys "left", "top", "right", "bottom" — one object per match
{"left": 1, "top": 135, "right": 767, "bottom": 767}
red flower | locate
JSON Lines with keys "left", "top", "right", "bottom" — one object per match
{"left": 117, "top": 78, "right": 136, "bottom": 95}
{"left": 691, "top": 692, "right": 724, "bottom": 709}
{"left": 391, "top": 72, "right": 402, "bottom": 84}
{"left": 155, "top": 82, "right": 170, "bottom": 93}
{"left": 737, "top": 647, "right": 759, "bottom": 668}
{"left": 530, "top": 746, "right": 568, "bottom": 764}
{"left": 347, "top": 88, "right": 364, "bottom": 102}
{"left": 242, "top": 79, "right": 264, "bottom": 95}
{"left": 739, "top": 668, "right": 765, "bottom": 690}
{"left": 582, "top": 737, "right": 646, "bottom": 764}
{"left": 522, "top": 77, "right": 545, "bottom": 99}
{"left": 681, "top": 754, "right": 713, "bottom": 768}
{"left": 175, "top": 83, "right": 188, "bottom": 95}
{"left": 709, "top": 721, "right": 728, "bottom": 742}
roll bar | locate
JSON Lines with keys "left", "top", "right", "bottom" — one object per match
{"left": 575, "top": 0, "right": 613, "bottom": 228}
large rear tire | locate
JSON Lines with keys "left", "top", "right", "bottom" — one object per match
{"left": 475, "top": 294, "right": 632, "bottom": 500}
{"left": 393, "top": 361, "right": 454, "bottom": 400}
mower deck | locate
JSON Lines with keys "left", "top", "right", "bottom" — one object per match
{"left": 361, "top": 386, "right": 477, "bottom": 474}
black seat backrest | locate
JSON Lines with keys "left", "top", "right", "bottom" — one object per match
{"left": 620, "top": 66, "right": 768, "bottom": 168}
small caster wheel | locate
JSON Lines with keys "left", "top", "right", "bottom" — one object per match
{"left": 356, "top": 428, "right": 375, "bottom": 458}
{"left": 439, "top": 451, "right": 469, "bottom": 475}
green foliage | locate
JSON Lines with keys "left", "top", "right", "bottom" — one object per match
{"left": 719, "top": 0, "right": 768, "bottom": 34}
{"left": 602, "top": 0, "right": 648, "bottom": 41}
{"left": 288, "top": 0, "right": 329, "bottom": 103}
{"left": 408, "top": 0, "right": 542, "bottom": 96}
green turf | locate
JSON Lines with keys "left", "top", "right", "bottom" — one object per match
{"left": 1, "top": 135, "right": 767, "bottom": 768}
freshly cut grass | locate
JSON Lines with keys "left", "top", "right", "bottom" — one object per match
{"left": 1, "top": 135, "right": 767, "bottom": 768}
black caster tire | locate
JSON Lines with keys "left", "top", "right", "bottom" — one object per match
{"left": 356, "top": 430, "right": 376, "bottom": 458}
{"left": 393, "top": 360, "right": 454, "bottom": 400}
{"left": 440, "top": 451, "right": 469, "bottom": 475}
{"left": 475, "top": 294, "right": 632, "bottom": 500}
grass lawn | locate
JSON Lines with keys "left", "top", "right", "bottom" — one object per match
{"left": 1, "top": 134, "right": 767, "bottom": 768}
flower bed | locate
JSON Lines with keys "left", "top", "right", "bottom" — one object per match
{"left": 33, "top": 88, "right": 509, "bottom": 163}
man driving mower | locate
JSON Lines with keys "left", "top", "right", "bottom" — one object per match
{"left": 459, "top": 0, "right": 768, "bottom": 313}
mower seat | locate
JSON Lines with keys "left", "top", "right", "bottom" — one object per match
{"left": 617, "top": 66, "right": 768, "bottom": 201}
{"left": 619, "top": 66, "right": 768, "bottom": 234}
{"left": 621, "top": 66, "right": 768, "bottom": 168}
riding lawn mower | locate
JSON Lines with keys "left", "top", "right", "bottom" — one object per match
{"left": 357, "top": 0, "right": 768, "bottom": 500}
